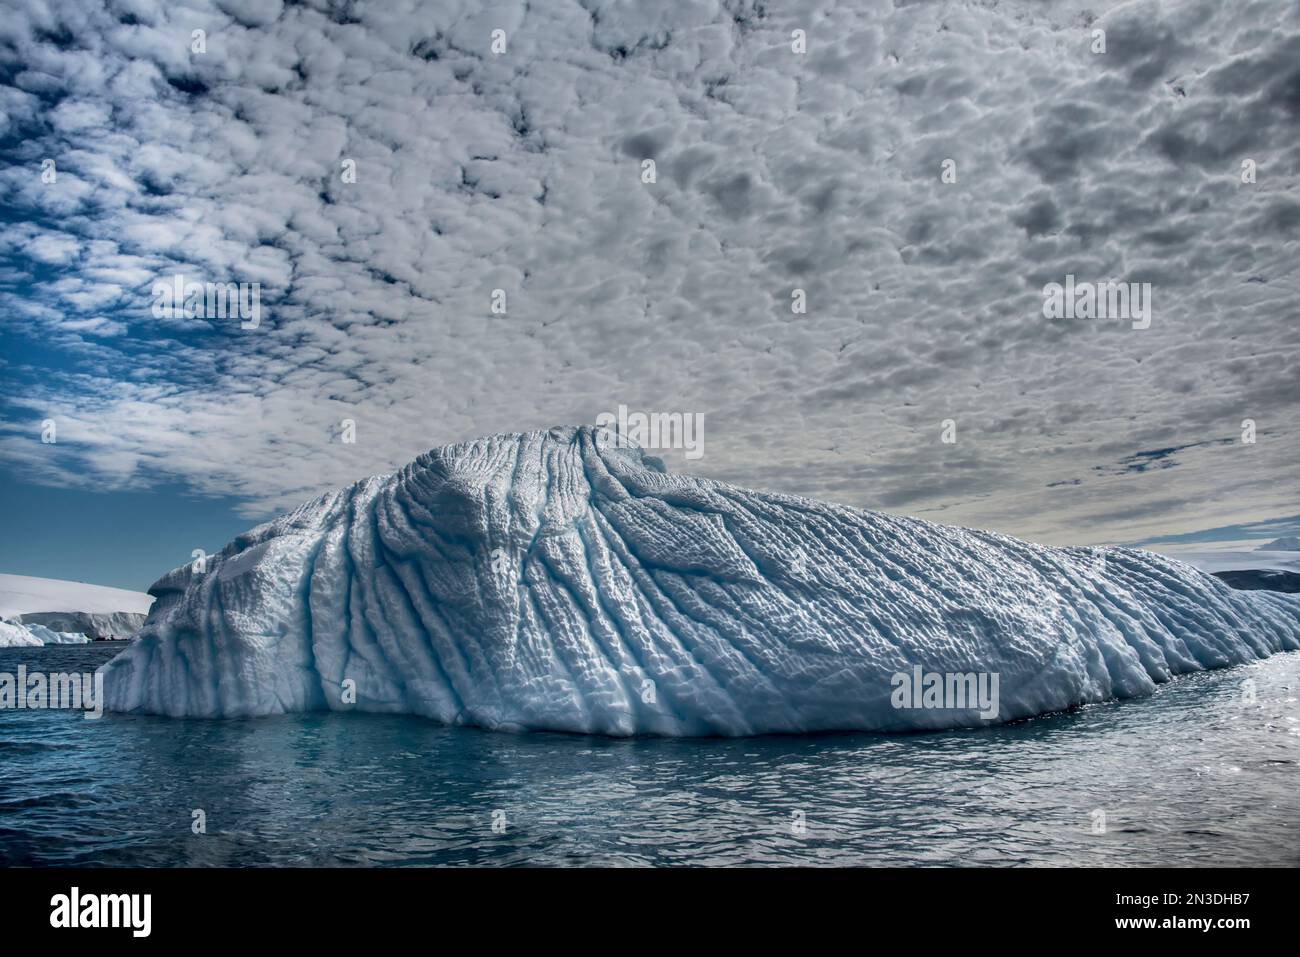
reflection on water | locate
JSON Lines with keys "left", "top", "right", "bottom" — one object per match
{"left": 1, "top": 645, "right": 1298, "bottom": 866}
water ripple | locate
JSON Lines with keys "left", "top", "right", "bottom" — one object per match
{"left": 1, "top": 645, "right": 1298, "bottom": 866}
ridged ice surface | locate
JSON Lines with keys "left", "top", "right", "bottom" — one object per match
{"left": 101, "top": 426, "right": 1300, "bottom": 735}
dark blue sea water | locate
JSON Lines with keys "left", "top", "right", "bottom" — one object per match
{"left": 1, "top": 644, "right": 1297, "bottom": 866}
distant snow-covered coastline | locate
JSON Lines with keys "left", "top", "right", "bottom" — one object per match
{"left": 0, "top": 573, "right": 152, "bottom": 643}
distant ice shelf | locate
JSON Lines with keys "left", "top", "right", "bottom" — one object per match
{"left": 0, "top": 573, "right": 152, "bottom": 640}
{"left": 101, "top": 426, "right": 1300, "bottom": 735}
{"left": 0, "top": 573, "right": 154, "bottom": 619}
{"left": 1172, "top": 550, "right": 1300, "bottom": 576}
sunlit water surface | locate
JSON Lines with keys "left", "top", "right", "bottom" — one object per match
{"left": 1, "top": 644, "right": 1297, "bottom": 866}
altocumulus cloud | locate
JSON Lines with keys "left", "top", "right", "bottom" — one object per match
{"left": 0, "top": 0, "right": 1296, "bottom": 546}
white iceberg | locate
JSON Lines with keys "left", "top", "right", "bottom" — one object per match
{"left": 101, "top": 426, "right": 1300, "bottom": 735}
{"left": 22, "top": 623, "right": 91, "bottom": 645}
{"left": 0, "top": 618, "right": 91, "bottom": 646}
{"left": 0, "top": 620, "right": 44, "bottom": 648}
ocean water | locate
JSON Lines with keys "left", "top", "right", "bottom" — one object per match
{"left": 1, "top": 644, "right": 1297, "bottom": 867}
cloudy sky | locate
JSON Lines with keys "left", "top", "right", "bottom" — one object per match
{"left": 1, "top": 0, "right": 1297, "bottom": 590}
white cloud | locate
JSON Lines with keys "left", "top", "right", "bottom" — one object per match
{"left": 0, "top": 0, "right": 1296, "bottom": 547}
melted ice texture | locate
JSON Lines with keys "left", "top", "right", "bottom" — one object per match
{"left": 101, "top": 426, "right": 1300, "bottom": 735}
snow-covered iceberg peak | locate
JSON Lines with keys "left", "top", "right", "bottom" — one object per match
{"left": 101, "top": 425, "right": 1300, "bottom": 734}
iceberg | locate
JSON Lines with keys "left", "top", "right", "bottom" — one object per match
{"left": 22, "top": 623, "right": 92, "bottom": 645}
{"left": 101, "top": 426, "right": 1300, "bottom": 735}
{"left": 0, "top": 621, "right": 44, "bottom": 648}
{"left": 0, "top": 619, "right": 92, "bottom": 646}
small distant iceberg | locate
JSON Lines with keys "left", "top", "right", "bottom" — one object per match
{"left": 101, "top": 426, "right": 1300, "bottom": 735}
{"left": 0, "top": 621, "right": 44, "bottom": 648}
{"left": 0, "top": 619, "right": 91, "bottom": 647}
{"left": 22, "top": 623, "right": 91, "bottom": 645}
